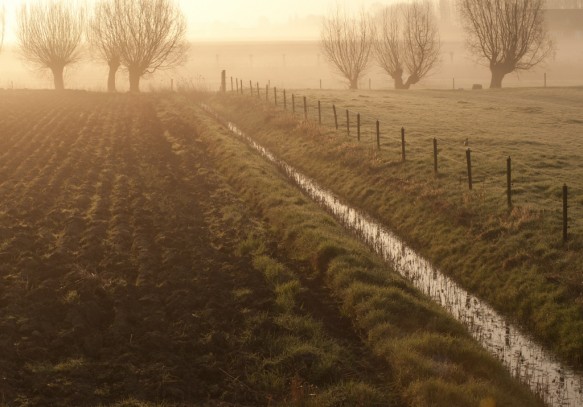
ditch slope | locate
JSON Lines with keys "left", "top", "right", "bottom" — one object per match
{"left": 205, "top": 90, "right": 583, "bottom": 373}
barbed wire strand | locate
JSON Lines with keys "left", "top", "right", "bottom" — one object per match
{"left": 229, "top": 79, "right": 583, "bottom": 209}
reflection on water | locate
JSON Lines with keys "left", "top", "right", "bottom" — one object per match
{"left": 202, "top": 104, "right": 583, "bottom": 407}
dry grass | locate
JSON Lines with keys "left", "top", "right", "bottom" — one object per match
{"left": 207, "top": 88, "right": 583, "bottom": 369}
{"left": 181, "top": 96, "right": 544, "bottom": 406}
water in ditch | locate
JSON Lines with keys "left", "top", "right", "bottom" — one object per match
{"left": 202, "top": 104, "right": 583, "bottom": 407}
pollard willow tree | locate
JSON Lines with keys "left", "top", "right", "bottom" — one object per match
{"left": 374, "top": 1, "right": 440, "bottom": 89}
{"left": 458, "top": 0, "right": 553, "bottom": 88}
{"left": 111, "top": 0, "right": 187, "bottom": 92}
{"left": 89, "top": 0, "right": 121, "bottom": 92}
{"left": 17, "top": 1, "right": 85, "bottom": 90}
{"left": 321, "top": 5, "right": 373, "bottom": 89}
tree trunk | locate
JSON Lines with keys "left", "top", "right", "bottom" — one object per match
{"left": 403, "top": 74, "right": 419, "bottom": 90}
{"left": 51, "top": 65, "right": 65, "bottom": 90}
{"left": 490, "top": 66, "right": 507, "bottom": 89}
{"left": 107, "top": 62, "right": 120, "bottom": 92}
{"left": 129, "top": 69, "right": 141, "bottom": 92}
{"left": 394, "top": 75, "right": 405, "bottom": 89}
{"left": 349, "top": 77, "right": 358, "bottom": 90}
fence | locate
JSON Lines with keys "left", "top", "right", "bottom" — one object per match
{"left": 223, "top": 74, "right": 582, "bottom": 243}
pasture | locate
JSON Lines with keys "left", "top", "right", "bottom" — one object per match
{"left": 208, "top": 86, "right": 583, "bottom": 370}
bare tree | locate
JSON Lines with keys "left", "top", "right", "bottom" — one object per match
{"left": 458, "top": 0, "right": 553, "bottom": 88}
{"left": 374, "top": 1, "right": 440, "bottom": 89}
{"left": 111, "top": 0, "right": 187, "bottom": 92}
{"left": 17, "top": 1, "right": 85, "bottom": 90}
{"left": 89, "top": 0, "right": 121, "bottom": 92}
{"left": 321, "top": 5, "right": 373, "bottom": 89}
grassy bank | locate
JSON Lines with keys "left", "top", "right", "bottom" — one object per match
{"left": 204, "top": 89, "right": 583, "bottom": 370}
{"left": 168, "top": 93, "right": 543, "bottom": 406}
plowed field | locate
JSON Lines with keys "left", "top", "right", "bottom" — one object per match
{"left": 0, "top": 91, "right": 302, "bottom": 406}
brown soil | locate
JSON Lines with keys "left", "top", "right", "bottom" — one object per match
{"left": 0, "top": 91, "right": 275, "bottom": 406}
{"left": 0, "top": 91, "right": 395, "bottom": 407}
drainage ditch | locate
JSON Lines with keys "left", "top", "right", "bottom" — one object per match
{"left": 202, "top": 104, "right": 583, "bottom": 407}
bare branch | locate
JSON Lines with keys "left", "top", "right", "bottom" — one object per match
{"left": 16, "top": 0, "right": 85, "bottom": 90}
{"left": 88, "top": 0, "right": 122, "bottom": 91}
{"left": 374, "top": 5, "right": 404, "bottom": 86}
{"left": 320, "top": 4, "right": 373, "bottom": 90}
{"left": 111, "top": 0, "right": 188, "bottom": 92}
{"left": 374, "top": 1, "right": 440, "bottom": 89}
{"left": 458, "top": 0, "right": 553, "bottom": 88}
{"left": 89, "top": 1, "right": 120, "bottom": 66}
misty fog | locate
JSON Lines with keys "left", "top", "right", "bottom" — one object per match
{"left": 1, "top": 1, "right": 582, "bottom": 91}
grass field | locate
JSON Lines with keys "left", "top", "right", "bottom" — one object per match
{"left": 207, "top": 87, "right": 583, "bottom": 370}
{"left": 298, "top": 87, "right": 583, "bottom": 238}
{"left": 0, "top": 90, "right": 544, "bottom": 406}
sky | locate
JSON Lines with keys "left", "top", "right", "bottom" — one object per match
{"left": 1, "top": 0, "right": 401, "bottom": 42}
{"left": 182, "top": 0, "right": 395, "bottom": 24}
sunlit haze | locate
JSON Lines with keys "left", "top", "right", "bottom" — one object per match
{"left": 2, "top": 0, "right": 398, "bottom": 42}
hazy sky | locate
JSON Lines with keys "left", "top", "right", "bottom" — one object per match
{"left": 1, "top": 0, "right": 400, "bottom": 42}
{"left": 182, "top": 0, "right": 388, "bottom": 24}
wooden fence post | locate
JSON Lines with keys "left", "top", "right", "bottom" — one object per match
{"left": 240, "top": 79, "right": 243, "bottom": 94}
{"left": 357, "top": 113, "right": 361, "bottom": 141}
{"left": 256, "top": 82, "right": 259, "bottom": 97}
{"left": 266, "top": 84, "right": 269, "bottom": 101}
{"left": 433, "top": 138, "right": 438, "bottom": 175}
{"left": 274, "top": 87, "right": 277, "bottom": 105}
{"left": 333, "top": 105, "right": 338, "bottom": 130}
{"left": 563, "top": 184, "right": 568, "bottom": 242}
{"left": 318, "top": 101, "right": 321, "bottom": 125}
{"left": 236, "top": 78, "right": 239, "bottom": 92}
{"left": 346, "top": 110, "right": 350, "bottom": 136}
{"left": 401, "top": 127, "right": 406, "bottom": 162}
{"left": 303, "top": 96, "right": 308, "bottom": 120}
{"left": 249, "top": 80, "right": 252, "bottom": 93}
{"left": 376, "top": 121, "right": 380, "bottom": 150}
{"left": 466, "top": 148, "right": 473, "bottom": 190}
{"left": 292, "top": 94, "right": 296, "bottom": 114}
{"left": 221, "top": 70, "right": 226, "bottom": 92}
{"left": 507, "top": 157, "right": 512, "bottom": 208}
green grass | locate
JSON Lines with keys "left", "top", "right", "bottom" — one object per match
{"left": 204, "top": 89, "right": 583, "bottom": 369}
{"left": 171, "top": 94, "right": 544, "bottom": 406}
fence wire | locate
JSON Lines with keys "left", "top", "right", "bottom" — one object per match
{"left": 224, "top": 78, "right": 580, "bottom": 240}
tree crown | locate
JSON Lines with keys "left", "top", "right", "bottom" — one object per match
{"left": 374, "top": 1, "right": 440, "bottom": 88}
{"left": 89, "top": 0, "right": 121, "bottom": 67}
{"left": 458, "top": 0, "right": 553, "bottom": 72}
{"left": 321, "top": 5, "right": 373, "bottom": 88}
{"left": 17, "top": 1, "right": 85, "bottom": 69}
{"left": 111, "top": 0, "right": 187, "bottom": 76}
